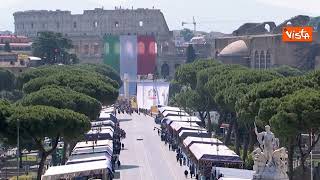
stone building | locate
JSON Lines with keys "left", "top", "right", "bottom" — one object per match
{"left": 214, "top": 15, "right": 320, "bottom": 70}
{"left": 0, "top": 53, "right": 42, "bottom": 74}
{"left": 0, "top": 35, "right": 32, "bottom": 53}
{"left": 14, "top": 8, "right": 175, "bottom": 71}
{"left": 14, "top": 8, "right": 170, "bottom": 40}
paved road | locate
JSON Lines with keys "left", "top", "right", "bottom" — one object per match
{"left": 115, "top": 113, "right": 192, "bottom": 180}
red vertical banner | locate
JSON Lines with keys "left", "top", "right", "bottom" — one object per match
{"left": 137, "top": 36, "right": 156, "bottom": 75}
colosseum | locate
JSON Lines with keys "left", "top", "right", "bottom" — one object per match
{"left": 14, "top": 8, "right": 185, "bottom": 77}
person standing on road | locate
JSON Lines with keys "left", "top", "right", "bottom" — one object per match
{"left": 184, "top": 170, "right": 189, "bottom": 178}
{"left": 176, "top": 153, "right": 179, "bottom": 162}
{"left": 190, "top": 165, "right": 195, "bottom": 178}
{"left": 179, "top": 158, "right": 183, "bottom": 166}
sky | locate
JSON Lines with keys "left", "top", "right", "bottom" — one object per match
{"left": 0, "top": 0, "right": 319, "bottom": 34}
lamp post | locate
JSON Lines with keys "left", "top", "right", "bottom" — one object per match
{"left": 311, "top": 131, "right": 313, "bottom": 180}
{"left": 16, "top": 118, "right": 20, "bottom": 180}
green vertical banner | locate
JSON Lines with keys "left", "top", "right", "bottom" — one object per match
{"left": 103, "top": 35, "right": 120, "bottom": 72}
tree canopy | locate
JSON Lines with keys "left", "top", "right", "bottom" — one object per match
{"left": 272, "top": 65, "right": 304, "bottom": 77}
{"left": 19, "top": 86, "right": 102, "bottom": 120}
{"left": 18, "top": 65, "right": 120, "bottom": 89}
{"left": 175, "top": 60, "right": 220, "bottom": 89}
{"left": 74, "top": 63, "right": 122, "bottom": 86}
{"left": 186, "top": 44, "right": 196, "bottom": 63}
{"left": 0, "top": 100, "right": 11, "bottom": 137}
{"left": 162, "top": 56, "right": 320, "bottom": 177}
{"left": 0, "top": 59, "right": 121, "bottom": 179}
{"left": 18, "top": 64, "right": 120, "bottom": 105}
{"left": 22, "top": 72, "right": 118, "bottom": 105}
{"left": 6, "top": 105, "right": 90, "bottom": 179}
{"left": 6, "top": 105, "right": 90, "bottom": 143}
{"left": 0, "top": 68, "right": 15, "bottom": 91}
{"left": 32, "top": 31, "right": 78, "bottom": 64}
{"left": 180, "top": 28, "right": 194, "bottom": 42}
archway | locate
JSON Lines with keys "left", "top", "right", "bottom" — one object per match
{"left": 265, "top": 24, "right": 271, "bottom": 32}
{"left": 260, "top": 51, "right": 265, "bottom": 69}
{"left": 254, "top": 51, "right": 259, "bottom": 69}
{"left": 161, "top": 63, "right": 170, "bottom": 78}
{"left": 266, "top": 50, "right": 271, "bottom": 68}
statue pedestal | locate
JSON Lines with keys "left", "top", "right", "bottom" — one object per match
{"left": 252, "top": 166, "right": 289, "bottom": 180}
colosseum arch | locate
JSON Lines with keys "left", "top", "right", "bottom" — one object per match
{"left": 254, "top": 51, "right": 259, "bottom": 69}
{"left": 260, "top": 51, "right": 266, "bottom": 69}
{"left": 266, "top": 50, "right": 271, "bottom": 68}
{"left": 161, "top": 63, "right": 170, "bottom": 78}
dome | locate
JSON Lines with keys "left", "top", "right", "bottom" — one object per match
{"left": 219, "top": 40, "right": 248, "bottom": 57}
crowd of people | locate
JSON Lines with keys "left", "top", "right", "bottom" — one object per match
{"left": 157, "top": 127, "right": 199, "bottom": 179}
{"left": 115, "top": 99, "right": 153, "bottom": 116}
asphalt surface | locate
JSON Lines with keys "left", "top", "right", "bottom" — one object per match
{"left": 115, "top": 112, "right": 192, "bottom": 180}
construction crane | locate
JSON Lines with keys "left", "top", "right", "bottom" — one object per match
{"left": 182, "top": 16, "right": 197, "bottom": 33}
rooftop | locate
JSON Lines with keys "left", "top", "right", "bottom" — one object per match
{"left": 189, "top": 143, "right": 240, "bottom": 162}
{"left": 219, "top": 40, "right": 248, "bottom": 57}
{"left": 183, "top": 137, "right": 222, "bottom": 147}
{"left": 170, "top": 121, "right": 200, "bottom": 131}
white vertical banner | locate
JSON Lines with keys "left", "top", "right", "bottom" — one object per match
{"left": 137, "top": 81, "right": 170, "bottom": 109}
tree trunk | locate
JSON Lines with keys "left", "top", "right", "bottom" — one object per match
{"left": 37, "top": 151, "right": 48, "bottom": 180}
{"left": 34, "top": 135, "right": 60, "bottom": 180}
{"left": 19, "top": 148, "right": 23, "bottom": 168}
{"left": 61, "top": 140, "right": 68, "bottom": 165}
{"left": 218, "top": 111, "right": 226, "bottom": 126}
{"left": 300, "top": 156, "right": 307, "bottom": 175}
{"left": 224, "top": 113, "right": 234, "bottom": 145}
{"left": 297, "top": 133, "right": 320, "bottom": 174}
{"left": 242, "top": 133, "right": 249, "bottom": 164}
{"left": 198, "top": 111, "right": 206, "bottom": 127}
{"left": 288, "top": 141, "right": 295, "bottom": 180}
{"left": 206, "top": 110, "right": 212, "bottom": 136}
{"left": 249, "top": 130, "right": 255, "bottom": 152}
{"left": 234, "top": 119, "right": 240, "bottom": 156}
{"left": 68, "top": 141, "right": 77, "bottom": 156}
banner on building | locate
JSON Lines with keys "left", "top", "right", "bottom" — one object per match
{"left": 136, "top": 81, "right": 170, "bottom": 109}
{"left": 103, "top": 35, "right": 120, "bottom": 72}
{"left": 120, "top": 35, "right": 138, "bottom": 95}
{"left": 137, "top": 36, "right": 157, "bottom": 75}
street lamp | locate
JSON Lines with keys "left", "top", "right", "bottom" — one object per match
{"left": 311, "top": 131, "right": 314, "bottom": 180}
{"left": 211, "top": 133, "right": 219, "bottom": 156}
{"left": 16, "top": 118, "right": 20, "bottom": 180}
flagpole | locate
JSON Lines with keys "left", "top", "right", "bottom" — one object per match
{"left": 311, "top": 130, "right": 313, "bottom": 180}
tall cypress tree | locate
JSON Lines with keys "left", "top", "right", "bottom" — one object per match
{"left": 186, "top": 44, "right": 196, "bottom": 63}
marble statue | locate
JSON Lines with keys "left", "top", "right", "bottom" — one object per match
{"left": 252, "top": 123, "right": 289, "bottom": 180}
{"left": 253, "top": 148, "right": 267, "bottom": 174}
{"left": 254, "top": 123, "right": 275, "bottom": 165}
